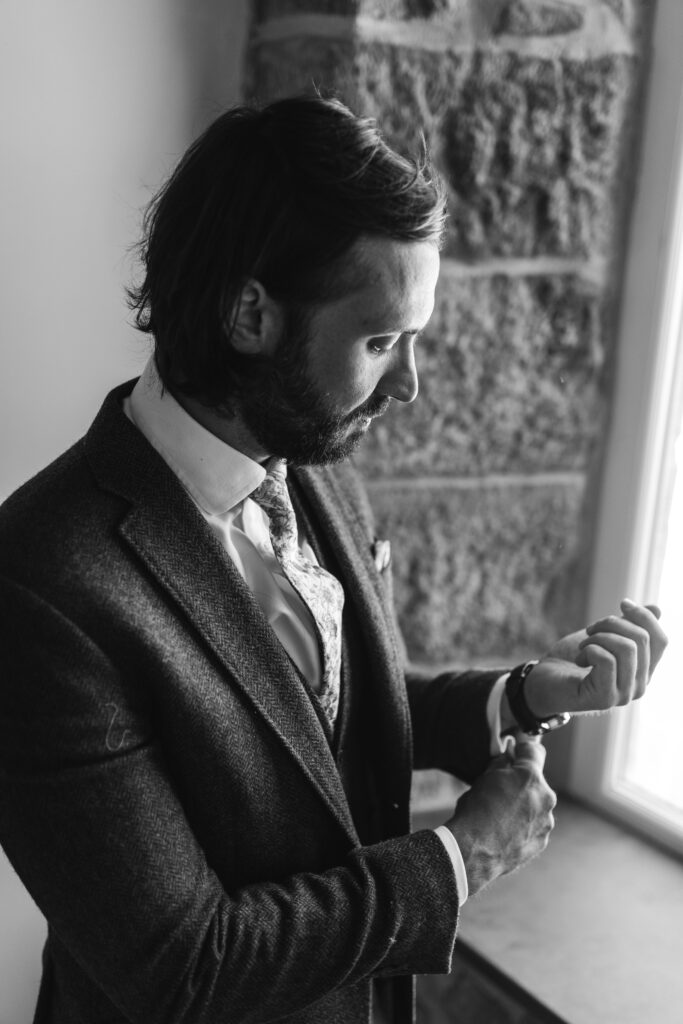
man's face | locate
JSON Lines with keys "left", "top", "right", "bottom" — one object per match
{"left": 240, "top": 236, "right": 440, "bottom": 465}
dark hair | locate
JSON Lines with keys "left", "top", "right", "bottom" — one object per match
{"left": 128, "top": 94, "right": 447, "bottom": 406}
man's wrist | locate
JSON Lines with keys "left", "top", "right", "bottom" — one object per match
{"left": 505, "top": 661, "right": 571, "bottom": 735}
{"left": 523, "top": 662, "right": 556, "bottom": 719}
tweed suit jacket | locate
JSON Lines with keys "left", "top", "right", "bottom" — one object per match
{"left": 0, "top": 381, "right": 500, "bottom": 1024}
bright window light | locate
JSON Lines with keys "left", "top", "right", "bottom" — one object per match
{"left": 611, "top": 422, "right": 683, "bottom": 828}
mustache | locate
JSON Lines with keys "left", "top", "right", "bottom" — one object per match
{"left": 345, "top": 394, "right": 392, "bottom": 424}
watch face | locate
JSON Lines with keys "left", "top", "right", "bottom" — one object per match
{"left": 540, "top": 713, "right": 572, "bottom": 733}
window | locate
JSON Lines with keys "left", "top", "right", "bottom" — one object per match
{"left": 607, "top": 301, "right": 683, "bottom": 848}
{"left": 567, "top": 0, "right": 683, "bottom": 857}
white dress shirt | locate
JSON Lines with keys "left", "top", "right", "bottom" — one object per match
{"left": 123, "top": 357, "right": 513, "bottom": 906}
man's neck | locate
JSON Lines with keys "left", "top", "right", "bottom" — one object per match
{"left": 172, "top": 391, "right": 271, "bottom": 465}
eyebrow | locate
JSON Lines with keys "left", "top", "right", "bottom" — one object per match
{"left": 373, "top": 327, "right": 422, "bottom": 337}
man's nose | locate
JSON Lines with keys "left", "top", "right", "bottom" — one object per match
{"left": 379, "top": 339, "right": 419, "bottom": 404}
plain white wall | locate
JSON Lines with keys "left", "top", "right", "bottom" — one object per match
{"left": 0, "top": 2, "right": 248, "bottom": 1019}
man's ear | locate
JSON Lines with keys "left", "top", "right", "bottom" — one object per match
{"left": 228, "top": 279, "right": 283, "bottom": 356}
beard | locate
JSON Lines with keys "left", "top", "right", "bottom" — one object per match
{"left": 236, "top": 308, "right": 391, "bottom": 465}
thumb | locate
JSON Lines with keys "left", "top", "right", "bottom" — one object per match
{"left": 489, "top": 752, "right": 513, "bottom": 769}
{"left": 575, "top": 647, "right": 591, "bottom": 669}
{"left": 512, "top": 737, "right": 547, "bottom": 770}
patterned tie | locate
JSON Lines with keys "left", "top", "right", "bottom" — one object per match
{"left": 250, "top": 462, "right": 345, "bottom": 728}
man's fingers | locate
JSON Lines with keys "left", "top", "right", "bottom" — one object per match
{"left": 512, "top": 738, "right": 547, "bottom": 770}
{"left": 488, "top": 752, "right": 513, "bottom": 770}
{"left": 583, "top": 616, "right": 649, "bottom": 693}
{"left": 583, "top": 596, "right": 671, "bottom": 691}
{"left": 537, "top": 600, "right": 668, "bottom": 719}
{"left": 577, "top": 640, "right": 632, "bottom": 708}
{"left": 576, "top": 600, "right": 668, "bottom": 708}
{"left": 620, "top": 599, "right": 668, "bottom": 670}
{"left": 562, "top": 652, "right": 618, "bottom": 711}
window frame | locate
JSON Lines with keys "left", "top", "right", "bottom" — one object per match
{"left": 565, "top": 0, "right": 683, "bottom": 858}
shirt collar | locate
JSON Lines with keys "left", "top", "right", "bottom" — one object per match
{"left": 127, "top": 357, "right": 269, "bottom": 515}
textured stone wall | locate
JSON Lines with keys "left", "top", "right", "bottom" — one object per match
{"left": 245, "top": 0, "right": 653, "bottom": 724}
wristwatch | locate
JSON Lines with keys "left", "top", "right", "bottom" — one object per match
{"left": 505, "top": 660, "right": 571, "bottom": 735}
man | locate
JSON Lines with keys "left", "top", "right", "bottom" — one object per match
{"left": 0, "top": 96, "right": 666, "bottom": 1024}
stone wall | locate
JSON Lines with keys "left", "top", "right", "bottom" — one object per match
{"left": 244, "top": 1, "right": 654, "bottom": 789}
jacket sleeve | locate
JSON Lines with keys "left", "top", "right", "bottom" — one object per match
{"left": 406, "top": 666, "right": 506, "bottom": 782}
{"left": 0, "top": 576, "right": 459, "bottom": 1024}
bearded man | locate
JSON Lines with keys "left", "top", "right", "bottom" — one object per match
{"left": 0, "top": 96, "right": 666, "bottom": 1024}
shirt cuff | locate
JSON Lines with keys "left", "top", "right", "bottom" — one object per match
{"left": 487, "top": 672, "right": 516, "bottom": 756}
{"left": 433, "top": 825, "right": 468, "bottom": 905}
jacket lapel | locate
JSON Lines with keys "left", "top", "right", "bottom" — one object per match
{"left": 85, "top": 383, "right": 358, "bottom": 843}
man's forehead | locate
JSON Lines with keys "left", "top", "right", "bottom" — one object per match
{"left": 351, "top": 234, "right": 439, "bottom": 278}
{"left": 356, "top": 300, "right": 425, "bottom": 335}
{"left": 347, "top": 237, "right": 440, "bottom": 331}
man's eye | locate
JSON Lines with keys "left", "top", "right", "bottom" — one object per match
{"left": 368, "top": 338, "right": 396, "bottom": 355}
{"left": 369, "top": 331, "right": 420, "bottom": 355}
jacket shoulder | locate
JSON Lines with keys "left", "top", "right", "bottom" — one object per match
{"left": 0, "top": 438, "right": 92, "bottom": 543}
{"left": 0, "top": 381, "right": 140, "bottom": 590}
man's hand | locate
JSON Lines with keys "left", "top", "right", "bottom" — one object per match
{"left": 521, "top": 600, "right": 668, "bottom": 721}
{"left": 445, "top": 739, "right": 556, "bottom": 897}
